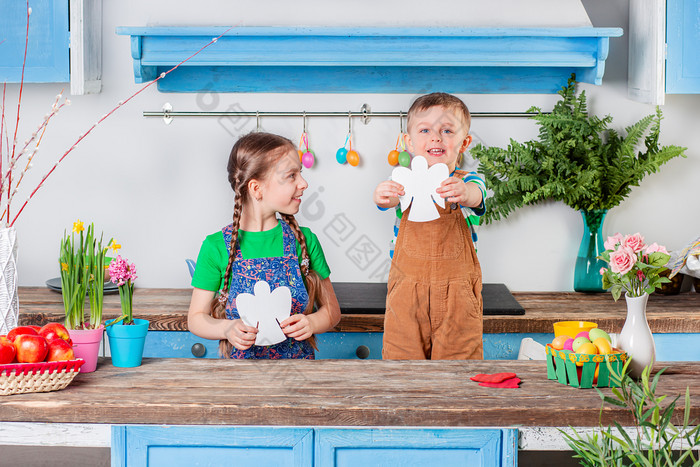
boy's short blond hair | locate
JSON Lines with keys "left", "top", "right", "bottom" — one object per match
{"left": 407, "top": 93, "right": 471, "bottom": 132}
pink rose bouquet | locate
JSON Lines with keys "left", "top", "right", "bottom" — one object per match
{"left": 599, "top": 233, "right": 671, "bottom": 300}
{"left": 108, "top": 256, "right": 138, "bottom": 324}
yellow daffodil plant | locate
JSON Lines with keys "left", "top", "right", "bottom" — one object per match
{"left": 59, "top": 220, "right": 111, "bottom": 330}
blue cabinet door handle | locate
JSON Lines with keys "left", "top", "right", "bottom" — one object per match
{"left": 191, "top": 343, "right": 206, "bottom": 358}
{"left": 355, "top": 345, "right": 370, "bottom": 359}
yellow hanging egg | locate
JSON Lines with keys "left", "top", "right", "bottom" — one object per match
{"left": 387, "top": 150, "right": 400, "bottom": 166}
{"left": 347, "top": 150, "right": 360, "bottom": 167}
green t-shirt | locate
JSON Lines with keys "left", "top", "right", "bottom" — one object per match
{"left": 191, "top": 221, "right": 331, "bottom": 291}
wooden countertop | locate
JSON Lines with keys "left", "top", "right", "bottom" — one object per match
{"left": 1, "top": 359, "right": 698, "bottom": 428}
{"left": 17, "top": 286, "right": 700, "bottom": 333}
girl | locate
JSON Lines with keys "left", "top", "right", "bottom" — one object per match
{"left": 188, "top": 132, "right": 341, "bottom": 359}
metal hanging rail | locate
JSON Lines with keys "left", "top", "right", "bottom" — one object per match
{"left": 144, "top": 103, "right": 541, "bottom": 125}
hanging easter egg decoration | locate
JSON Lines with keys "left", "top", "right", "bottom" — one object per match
{"left": 298, "top": 113, "right": 315, "bottom": 168}
{"left": 347, "top": 150, "right": 360, "bottom": 167}
{"left": 336, "top": 147, "right": 348, "bottom": 164}
{"left": 341, "top": 111, "right": 360, "bottom": 167}
{"left": 302, "top": 150, "right": 315, "bottom": 168}
{"left": 298, "top": 149, "right": 303, "bottom": 162}
{"left": 336, "top": 132, "right": 350, "bottom": 164}
{"left": 387, "top": 150, "right": 400, "bottom": 166}
{"left": 390, "top": 112, "right": 408, "bottom": 167}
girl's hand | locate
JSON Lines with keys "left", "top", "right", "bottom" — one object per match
{"left": 437, "top": 177, "right": 482, "bottom": 207}
{"left": 279, "top": 314, "right": 314, "bottom": 341}
{"left": 224, "top": 319, "right": 258, "bottom": 350}
{"left": 373, "top": 180, "right": 404, "bottom": 208}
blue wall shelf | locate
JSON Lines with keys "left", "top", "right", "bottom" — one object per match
{"left": 115, "top": 26, "right": 623, "bottom": 94}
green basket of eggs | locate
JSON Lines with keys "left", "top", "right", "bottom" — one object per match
{"left": 545, "top": 323, "right": 627, "bottom": 389}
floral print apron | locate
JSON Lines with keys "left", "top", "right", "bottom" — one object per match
{"left": 222, "top": 220, "right": 314, "bottom": 359}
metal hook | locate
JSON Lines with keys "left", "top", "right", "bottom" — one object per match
{"left": 303, "top": 111, "right": 307, "bottom": 133}
{"left": 348, "top": 111, "right": 352, "bottom": 134}
{"left": 399, "top": 111, "right": 404, "bottom": 133}
{"left": 256, "top": 111, "right": 261, "bottom": 132}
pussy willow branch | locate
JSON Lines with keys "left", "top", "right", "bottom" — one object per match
{"left": 7, "top": 0, "right": 31, "bottom": 224}
{"left": 0, "top": 95, "right": 68, "bottom": 220}
{"left": 0, "top": 92, "right": 64, "bottom": 192}
{"left": 7, "top": 24, "right": 236, "bottom": 227}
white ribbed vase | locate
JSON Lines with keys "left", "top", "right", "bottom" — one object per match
{"left": 0, "top": 226, "right": 19, "bottom": 335}
{"left": 617, "top": 292, "right": 656, "bottom": 379}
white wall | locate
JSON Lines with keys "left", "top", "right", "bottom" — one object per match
{"left": 6, "top": 0, "right": 699, "bottom": 291}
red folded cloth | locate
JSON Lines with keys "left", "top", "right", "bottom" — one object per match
{"left": 470, "top": 372, "right": 517, "bottom": 383}
{"left": 470, "top": 372, "right": 521, "bottom": 388}
{"left": 478, "top": 377, "right": 521, "bottom": 388}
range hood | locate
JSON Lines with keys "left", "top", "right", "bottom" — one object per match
{"left": 116, "top": 1, "right": 622, "bottom": 94}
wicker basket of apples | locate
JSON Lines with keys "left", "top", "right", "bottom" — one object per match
{"left": 0, "top": 324, "right": 85, "bottom": 395}
{"left": 545, "top": 323, "right": 627, "bottom": 389}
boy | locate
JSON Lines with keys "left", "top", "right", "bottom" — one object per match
{"left": 373, "top": 93, "right": 486, "bottom": 360}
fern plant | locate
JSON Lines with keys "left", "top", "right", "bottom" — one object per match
{"left": 471, "top": 76, "right": 687, "bottom": 224}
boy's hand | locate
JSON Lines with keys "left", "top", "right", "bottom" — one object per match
{"left": 373, "top": 180, "right": 404, "bottom": 208}
{"left": 225, "top": 319, "right": 258, "bottom": 350}
{"left": 436, "top": 176, "right": 482, "bottom": 207}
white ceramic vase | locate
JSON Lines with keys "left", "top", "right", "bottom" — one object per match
{"left": 0, "top": 226, "right": 19, "bottom": 335}
{"left": 617, "top": 292, "right": 656, "bottom": 379}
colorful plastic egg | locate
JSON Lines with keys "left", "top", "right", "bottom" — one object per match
{"left": 301, "top": 151, "right": 315, "bottom": 168}
{"left": 298, "top": 149, "right": 303, "bottom": 162}
{"left": 346, "top": 150, "right": 360, "bottom": 167}
{"left": 398, "top": 151, "right": 411, "bottom": 167}
{"left": 387, "top": 150, "right": 400, "bottom": 166}
{"left": 336, "top": 147, "right": 348, "bottom": 164}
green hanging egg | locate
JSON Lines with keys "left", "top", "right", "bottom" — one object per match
{"left": 398, "top": 151, "right": 411, "bottom": 167}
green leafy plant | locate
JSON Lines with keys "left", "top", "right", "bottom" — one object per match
{"left": 470, "top": 75, "right": 686, "bottom": 224}
{"left": 561, "top": 361, "right": 700, "bottom": 467}
{"left": 58, "top": 219, "right": 110, "bottom": 329}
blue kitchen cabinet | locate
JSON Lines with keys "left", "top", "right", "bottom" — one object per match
{"left": 629, "top": 0, "right": 700, "bottom": 101}
{"left": 666, "top": 0, "right": 700, "bottom": 93}
{"left": 112, "top": 426, "right": 314, "bottom": 467}
{"left": 142, "top": 330, "right": 700, "bottom": 361}
{"left": 112, "top": 425, "right": 517, "bottom": 467}
{"left": 0, "top": 0, "right": 69, "bottom": 82}
{"left": 141, "top": 331, "right": 383, "bottom": 359}
{"left": 316, "top": 428, "right": 516, "bottom": 467}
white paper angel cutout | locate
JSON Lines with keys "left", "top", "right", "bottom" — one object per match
{"left": 236, "top": 281, "right": 292, "bottom": 346}
{"left": 391, "top": 156, "right": 449, "bottom": 222}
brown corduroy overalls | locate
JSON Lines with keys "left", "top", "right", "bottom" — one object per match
{"left": 382, "top": 194, "right": 483, "bottom": 360}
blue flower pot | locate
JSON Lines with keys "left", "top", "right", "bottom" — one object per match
{"left": 105, "top": 318, "right": 149, "bottom": 367}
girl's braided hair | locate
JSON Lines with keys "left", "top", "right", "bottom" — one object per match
{"left": 211, "top": 132, "right": 325, "bottom": 356}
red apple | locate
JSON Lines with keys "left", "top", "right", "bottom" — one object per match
{"left": 46, "top": 338, "right": 75, "bottom": 362}
{"left": 39, "top": 322, "right": 71, "bottom": 344}
{"left": 0, "top": 336, "right": 16, "bottom": 364}
{"left": 28, "top": 325, "right": 42, "bottom": 333}
{"left": 14, "top": 334, "right": 49, "bottom": 363}
{"left": 7, "top": 326, "right": 39, "bottom": 342}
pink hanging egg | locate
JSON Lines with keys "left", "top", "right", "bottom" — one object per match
{"left": 302, "top": 151, "right": 315, "bottom": 168}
